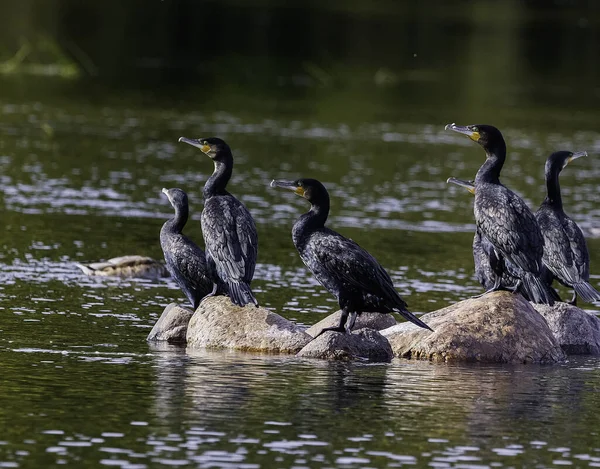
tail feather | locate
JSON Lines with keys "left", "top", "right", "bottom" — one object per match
{"left": 522, "top": 272, "right": 557, "bottom": 306}
{"left": 573, "top": 281, "right": 600, "bottom": 304}
{"left": 227, "top": 280, "right": 259, "bottom": 307}
{"left": 395, "top": 307, "right": 433, "bottom": 332}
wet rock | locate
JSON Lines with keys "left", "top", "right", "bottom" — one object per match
{"left": 532, "top": 302, "right": 600, "bottom": 355}
{"left": 147, "top": 303, "right": 193, "bottom": 343}
{"left": 381, "top": 291, "right": 565, "bottom": 364}
{"left": 186, "top": 296, "right": 311, "bottom": 353}
{"left": 297, "top": 329, "right": 393, "bottom": 362}
{"left": 305, "top": 311, "right": 397, "bottom": 338}
{"left": 77, "top": 255, "right": 169, "bottom": 279}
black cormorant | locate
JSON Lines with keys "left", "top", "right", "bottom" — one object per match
{"left": 271, "top": 178, "right": 432, "bottom": 335}
{"left": 447, "top": 177, "right": 520, "bottom": 293}
{"left": 446, "top": 177, "right": 558, "bottom": 301}
{"left": 160, "top": 188, "right": 213, "bottom": 310}
{"left": 445, "top": 124, "right": 556, "bottom": 305}
{"left": 179, "top": 136, "right": 259, "bottom": 307}
{"left": 76, "top": 255, "right": 169, "bottom": 279}
{"left": 536, "top": 150, "right": 600, "bottom": 305}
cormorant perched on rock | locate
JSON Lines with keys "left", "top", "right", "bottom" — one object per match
{"left": 160, "top": 188, "right": 213, "bottom": 310}
{"left": 271, "top": 178, "right": 432, "bottom": 335}
{"left": 446, "top": 177, "right": 558, "bottom": 302}
{"left": 447, "top": 177, "right": 520, "bottom": 293}
{"left": 76, "top": 255, "right": 169, "bottom": 279}
{"left": 179, "top": 136, "right": 259, "bottom": 307}
{"left": 536, "top": 150, "right": 600, "bottom": 305}
{"left": 445, "top": 123, "right": 556, "bottom": 305}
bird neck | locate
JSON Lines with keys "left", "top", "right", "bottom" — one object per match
{"left": 292, "top": 200, "right": 330, "bottom": 246}
{"left": 204, "top": 157, "right": 233, "bottom": 198}
{"left": 475, "top": 143, "right": 506, "bottom": 184}
{"left": 165, "top": 203, "right": 189, "bottom": 233}
{"left": 544, "top": 168, "right": 563, "bottom": 211}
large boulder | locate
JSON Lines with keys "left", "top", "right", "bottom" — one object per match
{"left": 186, "top": 296, "right": 311, "bottom": 353}
{"left": 532, "top": 302, "right": 600, "bottom": 355}
{"left": 305, "top": 311, "right": 397, "bottom": 338}
{"left": 297, "top": 329, "right": 393, "bottom": 362}
{"left": 381, "top": 291, "right": 565, "bottom": 364}
{"left": 147, "top": 303, "right": 193, "bottom": 343}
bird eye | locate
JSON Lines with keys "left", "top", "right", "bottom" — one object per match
{"left": 470, "top": 126, "right": 479, "bottom": 132}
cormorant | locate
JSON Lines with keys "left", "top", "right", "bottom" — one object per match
{"left": 445, "top": 123, "right": 556, "bottom": 305}
{"left": 271, "top": 178, "right": 432, "bottom": 335}
{"left": 76, "top": 255, "right": 169, "bottom": 279}
{"left": 160, "top": 188, "right": 213, "bottom": 310}
{"left": 179, "top": 136, "right": 259, "bottom": 307}
{"left": 446, "top": 177, "right": 558, "bottom": 301}
{"left": 447, "top": 177, "right": 520, "bottom": 293}
{"left": 536, "top": 150, "right": 600, "bottom": 305}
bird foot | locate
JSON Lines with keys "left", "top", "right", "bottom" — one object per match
{"left": 313, "top": 326, "right": 346, "bottom": 339}
{"left": 200, "top": 283, "right": 219, "bottom": 304}
{"left": 471, "top": 286, "right": 507, "bottom": 299}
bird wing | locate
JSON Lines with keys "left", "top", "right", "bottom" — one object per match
{"left": 536, "top": 208, "right": 577, "bottom": 284}
{"left": 563, "top": 216, "right": 590, "bottom": 280}
{"left": 176, "top": 236, "right": 213, "bottom": 291}
{"left": 475, "top": 186, "right": 543, "bottom": 274}
{"left": 308, "top": 229, "right": 402, "bottom": 305}
{"left": 202, "top": 196, "right": 258, "bottom": 284}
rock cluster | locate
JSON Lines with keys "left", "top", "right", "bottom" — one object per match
{"left": 148, "top": 291, "right": 600, "bottom": 363}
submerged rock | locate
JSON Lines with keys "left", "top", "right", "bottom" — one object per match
{"left": 147, "top": 303, "right": 193, "bottom": 343}
{"left": 297, "top": 328, "right": 393, "bottom": 362}
{"left": 532, "top": 302, "right": 600, "bottom": 355}
{"left": 305, "top": 311, "right": 397, "bottom": 338}
{"left": 186, "top": 296, "right": 311, "bottom": 353}
{"left": 77, "top": 255, "right": 169, "bottom": 279}
{"left": 381, "top": 291, "right": 565, "bottom": 364}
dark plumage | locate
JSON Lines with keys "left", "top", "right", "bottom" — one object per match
{"left": 446, "top": 177, "right": 557, "bottom": 302}
{"left": 536, "top": 150, "right": 599, "bottom": 305}
{"left": 447, "top": 177, "right": 520, "bottom": 293}
{"left": 160, "top": 188, "right": 213, "bottom": 310}
{"left": 271, "top": 178, "right": 432, "bottom": 335}
{"left": 445, "top": 124, "right": 556, "bottom": 305}
{"left": 179, "top": 136, "right": 259, "bottom": 307}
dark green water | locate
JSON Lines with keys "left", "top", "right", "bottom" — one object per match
{"left": 1, "top": 1, "right": 600, "bottom": 467}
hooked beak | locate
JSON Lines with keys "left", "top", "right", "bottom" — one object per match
{"left": 270, "top": 179, "right": 305, "bottom": 197}
{"left": 568, "top": 150, "right": 587, "bottom": 164}
{"left": 161, "top": 188, "right": 169, "bottom": 196}
{"left": 179, "top": 137, "right": 211, "bottom": 154}
{"left": 445, "top": 123, "right": 480, "bottom": 142}
{"left": 446, "top": 177, "right": 476, "bottom": 194}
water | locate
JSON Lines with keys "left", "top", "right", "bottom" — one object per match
{"left": 1, "top": 1, "right": 600, "bottom": 467}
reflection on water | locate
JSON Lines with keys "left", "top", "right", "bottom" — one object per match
{"left": 5, "top": 347, "right": 600, "bottom": 468}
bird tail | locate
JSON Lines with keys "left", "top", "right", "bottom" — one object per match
{"left": 521, "top": 272, "right": 557, "bottom": 306}
{"left": 394, "top": 307, "right": 433, "bottom": 332}
{"left": 573, "top": 281, "right": 600, "bottom": 304}
{"left": 227, "top": 280, "right": 259, "bottom": 308}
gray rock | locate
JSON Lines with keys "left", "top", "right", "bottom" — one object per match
{"left": 381, "top": 291, "right": 565, "bottom": 364}
{"left": 186, "top": 296, "right": 311, "bottom": 353}
{"left": 77, "top": 255, "right": 169, "bottom": 279}
{"left": 532, "top": 302, "right": 600, "bottom": 355}
{"left": 297, "top": 328, "right": 393, "bottom": 362}
{"left": 147, "top": 303, "right": 193, "bottom": 343}
{"left": 305, "top": 310, "right": 397, "bottom": 338}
